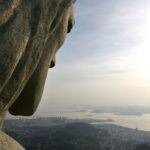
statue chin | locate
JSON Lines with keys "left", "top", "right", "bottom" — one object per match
{"left": 0, "top": 0, "right": 75, "bottom": 149}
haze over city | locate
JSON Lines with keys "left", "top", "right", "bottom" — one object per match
{"left": 38, "top": 0, "right": 150, "bottom": 110}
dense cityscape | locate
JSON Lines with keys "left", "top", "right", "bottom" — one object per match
{"left": 3, "top": 117, "right": 150, "bottom": 150}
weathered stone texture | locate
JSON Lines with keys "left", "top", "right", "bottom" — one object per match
{"left": 0, "top": 0, "right": 75, "bottom": 149}
{"left": 0, "top": 0, "right": 74, "bottom": 115}
{"left": 0, "top": 131, "right": 24, "bottom": 150}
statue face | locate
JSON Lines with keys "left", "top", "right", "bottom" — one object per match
{"left": 6, "top": 1, "right": 75, "bottom": 116}
{"left": 0, "top": 0, "right": 75, "bottom": 116}
{"left": 49, "top": 4, "right": 75, "bottom": 68}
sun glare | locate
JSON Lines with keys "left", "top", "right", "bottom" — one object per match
{"left": 134, "top": 15, "right": 150, "bottom": 83}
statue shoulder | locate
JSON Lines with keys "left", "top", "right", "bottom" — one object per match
{"left": 0, "top": 131, "right": 24, "bottom": 150}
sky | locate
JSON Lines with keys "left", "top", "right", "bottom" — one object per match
{"left": 38, "top": 0, "right": 150, "bottom": 110}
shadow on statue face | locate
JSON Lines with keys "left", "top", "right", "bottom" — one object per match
{"left": 8, "top": 2, "right": 75, "bottom": 116}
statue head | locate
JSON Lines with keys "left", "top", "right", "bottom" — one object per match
{"left": 0, "top": 0, "right": 75, "bottom": 117}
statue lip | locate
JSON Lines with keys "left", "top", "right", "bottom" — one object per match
{"left": 49, "top": 58, "right": 55, "bottom": 68}
{"left": 67, "top": 16, "right": 75, "bottom": 33}
{"left": 67, "top": 21, "right": 73, "bottom": 33}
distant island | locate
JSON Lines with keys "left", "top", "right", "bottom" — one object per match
{"left": 91, "top": 106, "right": 150, "bottom": 116}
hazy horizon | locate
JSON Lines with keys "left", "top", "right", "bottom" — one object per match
{"left": 38, "top": 0, "right": 150, "bottom": 111}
